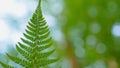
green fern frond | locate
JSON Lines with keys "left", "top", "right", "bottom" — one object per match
{"left": 0, "top": 62, "right": 15, "bottom": 68}
{"left": 0, "top": 0, "right": 59, "bottom": 67}
{"left": 7, "top": 54, "right": 30, "bottom": 67}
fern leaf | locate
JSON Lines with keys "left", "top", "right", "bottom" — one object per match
{"left": 16, "top": 45, "right": 32, "bottom": 61}
{"left": 18, "top": 42, "right": 33, "bottom": 53}
{"left": 0, "top": 0, "right": 59, "bottom": 67}
{"left": 38, "top": 41, "right": 53, "bottom": 51}
{"left": 39, "top": 27, "right": 49, "bottom": 34}
{"left": 25, "top": 29, "right": 35, "bottom": 37}
{"left": 21, "top": 38, "right": 34, "bottom": 47}
{"left": 0, "top": 62, "right": 15, "bottom": 68}
{"left": 7, "top": 54, "right": 30, "bottom": 67}
{"left": 27, "top": 25, "right": 36, "bottom": 32}
{"left": 28, "top": 22, "right": 36, "bottom": 28}
{"left": 39, "top": 37, "right": 52, "bottom": 45}
{"left": 39, "top": 31, "right": 50, "bottom": 39}
{"left": 23, "top": 33, "right": 35, "bottom": 41}
{"left": 38, "top": 49, "right": 55, "bottom": 58}
{"left": 38, "top": 58, "right": 59, "bottom": 67}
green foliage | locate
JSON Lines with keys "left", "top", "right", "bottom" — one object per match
{"left": 62, "top": 0, "right": 120, "bottom": 68}
{"left": 0, "top": 0, "right": 59, "bottom": 68}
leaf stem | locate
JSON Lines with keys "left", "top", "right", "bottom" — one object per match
{"left": 38, "top": 0, "right": 41, "bottom": 7}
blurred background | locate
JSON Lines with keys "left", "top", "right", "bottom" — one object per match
{"left": 0, "top": 0, "right": 120, "bottom": 68}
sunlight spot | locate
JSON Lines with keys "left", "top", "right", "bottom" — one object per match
{"left": 112, "top": 23, "right": 120, "bottom": 36}
{"left": 88, "top": 6, "right": 98, "bottom": 18}
{"left": 0, "top": 0, "right": 28, "bottom": 17}
{"left": 51, "top": 2, "right": 63, "bottom": 15}
{"left": 75, "top": 47, "right": 86, "bottom": 58}
{"left": 94, "top": 60, "right": 106, "bottom": 68}
{"left": 62, "top": 58, "right": 72, "bottom": 68}
{"left": 52, "top": 29, "right": 63, "bottom": 42}
{"left": 44, "top": 14, "right": 57, "bottom": 27}
{"left": 11, "top": 3, "right": 28, "bottom": 17}
{"left": 10, "top": 31, "right": 21, "bottom": 45}
{"left": 96, "top": 43, "right": 106, "bottom": 54}
{"left": 73, "top": 38, "right": 84, "bottom": 47}
{"left": 0, "top": 20, "right": 10, "bottom": 41}
{"left": 86, "top": 35, "right": 97, "bottom": 49}
{"left": 90, "top": 22, "right": 101, "bottom": 34}
{"left": 0, "top": 43, "right": 7, "bottom": 53}
{"left": 85, "top": 60, "right": 106, "bottom": 68}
